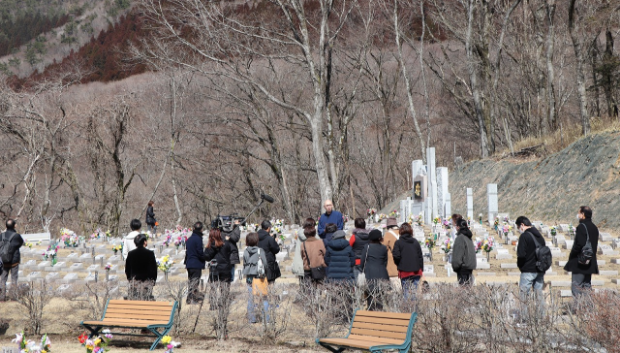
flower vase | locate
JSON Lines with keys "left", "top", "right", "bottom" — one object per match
{"left": 106, "top": 270, "right": 110, "bottom": 282}
{"left": 165, "top": 272, "right": 169, "bottom": 282}
{"left": 486, "top": 251, "right": 490, "bottom": 262}
{"left": 52, "top": 257, "right": 57, "bottom": 266}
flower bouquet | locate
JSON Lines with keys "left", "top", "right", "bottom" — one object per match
{"left": 112, "top": 244, "right": 122, "bottom": 255}
{"left": 60, "top": 228, "right": 79, "bottom": 247}
{"left": 433, "top": 217, "right": 441, "bottom": 226}
{"left": 474, "top": 238, "right": 482, "bottom": 253}
{"left": 389, "top": 210, "right": 400, "bottom": 218}
{"left": 425, "top": 237, "right": 435, "bottom": 261}
{"left": 550, "top": 226, "right": 557, "bottom": 236}
{"left": 43, "top": 245, "right": 59, "bottom": 265}
{"left": 273, "top": 225, "right": 283, "bottom": 235}
{"left": 105, "top": 263, "right": 112, "bottom": 271}
{"left": 79, "top": 329, "right": 112, "bottom": 353}
{"left": 493, "top": 217, "right": 500, "bottom": 231}
{"left": 157, "top": 255, "right": 174, "bottom": 280}
{"left": 12, "top": 331, "right": 52, "bottom": 353}
{"left": 25, "top": 242, "right": 34, "bottom": 249}
{"left": 482, "top": 238, "right": 494, "bottom": 261}
{"left": 367, "top": 208, "right": 377, "bottom": 217}
{"left": 441, "top": 238, "right": 452, "bottom": 254}
{"left": 161, "top": 335, "right": 181, "bottom": 353}
{"left": 378, "top": 213, "right": 387, "bottom": 221}
{"left": 273, "top": 219, "right": 284, "bottom": 227}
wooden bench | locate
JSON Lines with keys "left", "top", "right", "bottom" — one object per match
{"left": 316, "top": 310, "right": 417, "bottom": 353}
{"left": 80, "top": 299, "right": 177, "bottom": 351}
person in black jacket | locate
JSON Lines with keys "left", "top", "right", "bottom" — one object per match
{"left": 257, "top": 220, "right": 281, "bottom": 284}
{"left": 125, "top": 234, "right": 158, "bottom": 300}
{"left": 360, "top": 229, "right": 389, "bottom": 310}
{"left": 222, "top": 219, "right": 241, "bottom": 281}
{"left": 516, "top": 216, "right": 546, "bottom": 318}
{"left": 0, "top": 219, "right": 23, "bottom": 301}
{"left": 392, "top": 223, "right": 423, "bottom": 297}
{"left": 350, "top": 218, "right": 370, "bottom": 279}
{"left": 205, "top": 228, "right": 233, "bottom": 283}
{"left": 145, "top": 200, "right": 157, "bottom": 236}
{"left": 564, "top": 206, "right": 599, "bottom": 298}
{"left": 185, "top": 222, "right": 207, "bottom": 304}
{"left": 322, "top": 223, "right": 338, "bottom": 248}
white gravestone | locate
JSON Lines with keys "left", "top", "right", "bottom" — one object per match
{"left": 436, "top": 167, "right": 449, "bottom": 219}
{"left": 427, "top": 148, "right": 438, "bottom": 220}
{"left": 466, "top": 188, "right": 474, "bottom": 221}
{"left": 444, "top": 193, "right": 451, "bottom": 219}
{"left": 487, "top": 184, "right": 498, "bottom": 225}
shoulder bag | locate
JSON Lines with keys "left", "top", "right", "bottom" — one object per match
{"left": 357, "top": 244, "right": 370, "bottom": 287}
{"left": 303, "top": 243, "right": 325, "bottom": 280}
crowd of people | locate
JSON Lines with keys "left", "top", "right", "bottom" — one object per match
{"left": 0, "top": 199, "right": 602, "bottom": 324}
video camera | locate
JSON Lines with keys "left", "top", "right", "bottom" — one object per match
{"left": 210, "top": 215, "right": 246, "bottom": 232}
{"left": 210, "top": 194, "right": 274, "bottom": 232}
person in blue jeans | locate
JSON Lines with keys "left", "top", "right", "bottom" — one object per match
{"left": 392, "top": 222, "right": 423, "bottom": 298}
{"left": 242, "top": 232, "right": 270, "bottom": 323}
{"left": 516, "top": 216, "right": 546, "bottom": 319}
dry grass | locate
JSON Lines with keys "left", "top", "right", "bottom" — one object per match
{"left": 497, "top": 116, "right": 620, "bottom": 159}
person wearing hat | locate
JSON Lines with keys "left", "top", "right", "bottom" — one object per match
{"left": 325, "top": 230, "right": 355, "bottom": 282}
{"left": 383, "top": 218, "right": 400, "bottom": 284}
{"left": 125, "top": 233, "right": 158, "bottom": 300}
{"left": 360, "top": 229, "right": 389, "bottom": 310}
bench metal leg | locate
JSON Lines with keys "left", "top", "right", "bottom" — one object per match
{"left": 318, "top": 342, "right": 346, "bottom": 353}
{"left": 82, "top": 324, "right": 102, "bottom": 339}
{"left": 148, "top": 326, "right": 172, "bottom": 351}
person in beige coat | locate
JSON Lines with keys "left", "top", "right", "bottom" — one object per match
{"left": 301, "top": 226, "right": 327, "bottom": 286}
{"left": 384, "top": 218, "right": 400, "bottom": 288}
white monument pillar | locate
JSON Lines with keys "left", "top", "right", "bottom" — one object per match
{"left": 436, "top": 167, "right": 449, "bottom": 218}
{"left": 487, "top": 184, "right": 498, "bottom": 225}
{"left": 400, "top": 199, "right": 407, "bottom": 223}
{"left": 466, "top": 188, "right": 474, "bottom": 220}
{"left": 445, "top": 193, "right": 452, "bottom": 217}
{"left": 426, "top": 147, "right": 438, "bottom": 220}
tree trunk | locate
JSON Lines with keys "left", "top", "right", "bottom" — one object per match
{"left": 545, "top": 0, "right": 557, "bottom": 130}
{"left": 568, "top": 0, "right": 590, "bottom": 135}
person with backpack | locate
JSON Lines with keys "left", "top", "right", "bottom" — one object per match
{"left": 451, "top": 218, "right": 477, "bottom": 287}
{"left": 564, "top": 206, "right": 599, "bottom": 298}
{"left": 242, "top": 232, "right": 270, "bottom": 323}
{"left": 516, "top": 216, "right": 550, "bottom": 318}
{"left": 0, "top": 219, "right": 24, "bottom": 301}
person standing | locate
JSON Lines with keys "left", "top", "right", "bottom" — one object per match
{"left": 125, "top": 234, "right": 158, "bottom": 300}
{"left": 243, "top": 232, "right": 270, "bottom": 324}
{"left": 0, "top": 219, "right": 23, "bottom": 301}
{"left": 145, "top": 201, "right": 157, "bottom": 236}
{"left": 292, "top": 219, "right": 312, "bottom": 283}
{"left": 392, "top": 222, "right": 423, "bottom": 296}
{"left": 565, "top": 206, "right": 599, "bottom": 298}
{"left": 360, "top": 229, "right": 389, "bottom": 310}
{"left": 383, "top": 218, "right": 400, "bottom": 286}
{"left": 349, "top": 218, "right": 370, "bottom": 278}
{"left": 257, "top": 220, "right": 281, "bottom": 284}
{"left": 205, "top": 228, "right": 233, "bottom": 283}
{"left": 325, "top": 230, "right": 355, "bottom": 282}
{"left": 185, "top": 222, "right": 207, "bottom": 304}
{"left": 322, "top": 223, "right": 338, "bottom": 247}
{"left": 122, "top": 219, "right": 142, "bottom": 261}
{"left": 317, "top": 200, "right": 344, "bottom": 238}
{"left": 301, "top": 226, "right": 327, "bottom": 286}
{"left": 451, "top": 219, "right": 477, "bottom": 287}
{"left": 516, "top": 216, "right": 546, "bottom": 318}
{"left": 222, "top": 219, "right": 241, "bottom": 282}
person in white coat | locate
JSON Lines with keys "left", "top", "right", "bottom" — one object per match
{"left": 292, "top": 218, "right": 314, "bottom": 285}
{"left": 123, "top": 219, "right": 142, "bottom": 261}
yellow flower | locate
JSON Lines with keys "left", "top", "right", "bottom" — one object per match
{"left": 94, "top": 338, "right": 101, "bottom": 345}
{"left": 42, "top": 350, "right": 47, "bottom": 353}
{"left": 161, "top": 336, "right": 172, "bottom": 344}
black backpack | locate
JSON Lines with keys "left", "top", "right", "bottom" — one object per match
{"left": 577, "top": 224, "right": 594, "bottom": 265}
{"left": 0, "top": 232, "right": 16, "bottom": 264}
{"left": 529, "top": 232, "right": 552, "bottom": 272}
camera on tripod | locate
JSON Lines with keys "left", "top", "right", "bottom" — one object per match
{"left": 210, "top": 214, "right": 246, "bottom": 232}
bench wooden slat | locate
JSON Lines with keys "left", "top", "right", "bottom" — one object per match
{"left": 351, "top": 321, "right": 409, "bottom": 333}
{"left": 353, "top": 316, "right": 411, "bottom": 326}
{"left": 346, "top": 334, "right": 405, "bottom": 345}
{"left": 105, "top": 309, "right": 174, "bottom": 316}
{"left": 104, "top": 313, "right": 173, "bottom": 321}
{"left": 83, "top": 320, "right": 169, "bottom": 327}
{"left": 350, "top": 328, "right": 406, "bottom": 340}
{"left": 319, "top": 338, "right": 373, "bottom": 349}
{"left": 354, "top": 310, "right": 412, "bottom": 320}
{"left": 108, "top": 299, "right": 174, "bottom": 306}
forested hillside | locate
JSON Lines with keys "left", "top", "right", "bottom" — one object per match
{"left": 0, "top": 0, "right": 618, "bottom": 235}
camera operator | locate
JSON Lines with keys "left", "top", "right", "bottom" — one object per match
{"left": 222, "top": 219, "right": 241, "bottom": 282}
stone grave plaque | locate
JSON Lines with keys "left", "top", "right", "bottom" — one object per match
{"left": 600, "top": 233, "right": 612, "bottom": 242}
{"left": 563, "top": 240, "right": 574, "bottom": 250}
{"left": 37, "top": 261, "right": 50, "bottom": 269}
{"left": 45, "top": 273, "right": 59, "bottom": 281}
{"left": 500, "top": 263, "right": 517, "bottom": 269}
{"left": 24, "top": 259, "right": 37, "bottom": 269}
{"left": 63, "top": 273, "right": 79, "bottom": 283}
